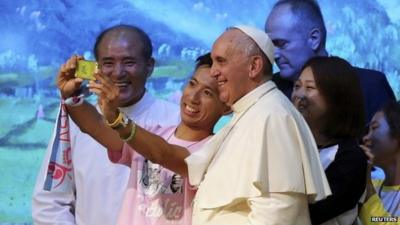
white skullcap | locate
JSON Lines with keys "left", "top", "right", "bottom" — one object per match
{"left": 233, "top": 25, "right": 275, "bottom": 65}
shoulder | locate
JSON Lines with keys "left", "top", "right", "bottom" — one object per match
{"left": 256, "top": 90, "right": 301, "bottom": 119}
{"left": 324, "top": 139, "right": 368, "bottom": 182}
{"left": 272, "top": 72, "right": 294, "bottom": 98}
{"left": 334, "top": 139, "right": 368, "bottom": 165}
{"left": 338, "top": 139, "right": 366, "bottom": 155}
{"left": 136, "top": 93, "right": 180, "bottom": 126}
{"left": 149, "top": 95, "right": 180, "bottom": 111}
{"left": 354, "top": 67, "right": 387, "bottom": 81}
{"left": 353, "top": 67, "right": 395, "bottom": 100}
{"left": 272, "top": 72, "right": 292, "bottom": 84}
{"left": 249, "top": 95, "right": 308, "bottom": 136}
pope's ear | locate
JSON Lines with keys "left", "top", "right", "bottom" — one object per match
{"left": 248, "top": 55, "right": 264, "bottom": 79}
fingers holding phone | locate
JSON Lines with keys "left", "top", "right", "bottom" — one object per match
{"left": 57, "top": 55, "right": 86, "bottom": 98}
{"left": 88, "top": 72, "right": 120, "bottom": 121}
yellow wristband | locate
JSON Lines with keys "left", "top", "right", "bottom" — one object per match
{"left": 120, "top": 120, "right": 136, "bottom": 142}
{"left": 105, "top": 111, "right": 123, "bottom": 128}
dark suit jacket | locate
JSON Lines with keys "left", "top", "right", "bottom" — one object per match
{"left": 309, "top": 139, "right": 368, "bottom": 224}
{"left": 272, "top": 67, "right": 396, "bottom": 123}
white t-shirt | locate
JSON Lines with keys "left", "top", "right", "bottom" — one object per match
{"left": 32, "top": 93, "right": 180, "bottom": 225}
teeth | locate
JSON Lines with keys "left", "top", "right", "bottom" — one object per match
{"left": 218, "top": 81, "right": 226, "bottom": 86}
{"left": 115, "top": 82, "right": 128, "bottom": 87}
{"left": 186, "top": 105, "right": 199, "bottom": 113}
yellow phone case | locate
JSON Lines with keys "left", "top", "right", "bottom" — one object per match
{"left": 75, "top": 60, "right": 97, "bottom": 80}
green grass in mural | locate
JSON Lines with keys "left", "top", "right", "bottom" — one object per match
{"left": 0, "top": 99, "right": 58, "bottom": 140}
{"left": 0, "top": 73, "right": 34, "bottom": 87}
{"left": 0, "top": 66, "right": 58, "bottom": 87}
{"left": 0, "top": 148, "right": 45, "bottom": 223}
{"left": 0, "top": 99, "right": 37, "bottom": 138}
{"left": 152, "top": 59, "right": 194, "bottom": 79}
{"left": 0, "top": 98, "right": 57, "bottom": 223}
{"left": 9, "top": 120, "right": 55, "bottom": 147}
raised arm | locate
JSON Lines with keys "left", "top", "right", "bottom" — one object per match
{"left": 88, "top": 72, "right": 190, "bottom": 176}
{"left": 32, "top": 55, "right": 85, "bottom": 225}
{"left": 56, "top": 55, "right": 123, "bottom": 151}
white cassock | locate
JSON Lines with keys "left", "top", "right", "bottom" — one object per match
{"left": 185, "top": 81, "right": 331, "bottom": 225}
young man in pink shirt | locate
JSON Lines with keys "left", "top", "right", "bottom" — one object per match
{"left": 58, "top": 53, "right": 230, "bottom": 225}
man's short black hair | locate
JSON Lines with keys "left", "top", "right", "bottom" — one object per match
{"left": 93, "top": 24, "right": 152, "bottom": 60}
{"left": 195, "top": 52, "right": 212, "bottom": 69}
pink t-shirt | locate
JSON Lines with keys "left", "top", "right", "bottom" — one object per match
{"left": 108, "top": 126, "right": 210, "bottom": 225}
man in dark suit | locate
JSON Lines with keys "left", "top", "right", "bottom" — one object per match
{"left": 265, "top": 0, "right": 395, "bottom": 123}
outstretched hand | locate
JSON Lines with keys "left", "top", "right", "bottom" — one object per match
{"left": 56, "top": 55, "right": 84, "bottom": 98}
{"left": 88, "top": 72, "right": 120, "bottom": 123}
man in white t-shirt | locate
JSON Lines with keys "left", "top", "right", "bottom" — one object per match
{"left": 32, "top": 24, "right": 180, "bottom": 225}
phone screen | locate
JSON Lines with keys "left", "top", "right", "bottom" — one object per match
{"left": 75, "top": 60, "right": 97, "bottom": 80}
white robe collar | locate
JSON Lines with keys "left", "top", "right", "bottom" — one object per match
{"left": 231, "top": 81, "right": 276, "bottom": 114}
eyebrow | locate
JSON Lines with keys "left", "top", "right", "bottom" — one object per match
{"left": 191, "top": 77, "right": 216, "bottom": 91}
{"left": 214, "top": 55, "right": 226, "bottom": 62}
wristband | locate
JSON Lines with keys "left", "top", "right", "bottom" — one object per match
{"left": 63, "top": 94, "right": 84, "bottom": 106}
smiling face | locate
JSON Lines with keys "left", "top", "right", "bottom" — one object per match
{"left": 266, "top": 4, "right": 316, "bottom": 81}
{"left": 180, "top": 66, "right": 226, "bottom": 131}
{"left": 363, "top": 111, "right": 400, "bottom": 166}
{"left": 292, "top": 66, "right": 327, "bottom": 130}
{"left": 210, "top": 30, "right": 253, "bottom": 106}
{"left": 97, "top": 31, "right": 153, "bottom": 107}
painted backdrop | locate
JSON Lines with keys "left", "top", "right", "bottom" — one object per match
{"left": 0, "top": 0, "right": 399, "bottom": 223}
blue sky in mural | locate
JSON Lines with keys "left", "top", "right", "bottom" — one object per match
{"left": 0, "top": 0, "right": 399, "bottom": 223}
{"left": 0, "top": 1, "right": 399, "bottom": 82}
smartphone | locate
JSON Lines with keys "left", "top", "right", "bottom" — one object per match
{"left": 75, "top": 60, "right": 97, "bottom": 80}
